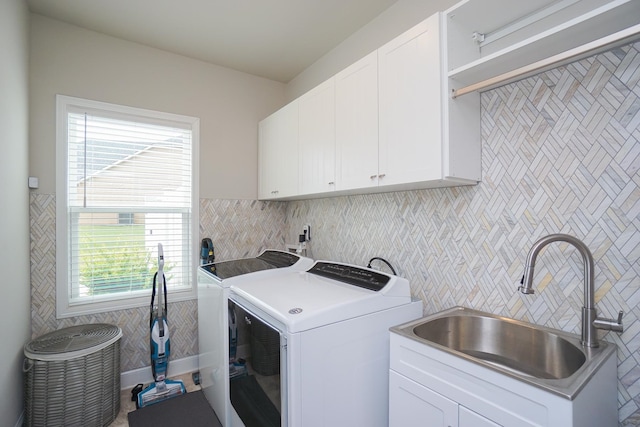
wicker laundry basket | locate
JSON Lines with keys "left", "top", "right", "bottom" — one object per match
{"left": 23, "top": 323, "right": 122, "bottom": 427}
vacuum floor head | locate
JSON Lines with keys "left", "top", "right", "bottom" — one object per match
{"left": 137, "top": 378, "right": 187, "bottom": 408}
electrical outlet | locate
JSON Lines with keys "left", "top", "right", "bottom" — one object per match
{"left": 303, "top": 224, "right": 311, "bottom": 241}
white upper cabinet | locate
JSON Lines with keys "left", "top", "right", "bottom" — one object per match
{"left": 298, "top": 78, "right": 336, "bottom": 196}
{"left": 258, "top": 101, "right": 299, "bottom": 200}
{"left": 335, "top": 51, "right": 379, "bottom": 191}
{"left": 257, "top": 0, "right": 637, "bottom": 200}
{"left": 258, "top": 11, "right": 482, "bottom": 201}
{"left": 378, "top": 13, "right": 444, "bottom": 187}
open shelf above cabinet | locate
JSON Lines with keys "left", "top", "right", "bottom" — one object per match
{"left": 445, "top": 0, "right": 640, "bottom": 89}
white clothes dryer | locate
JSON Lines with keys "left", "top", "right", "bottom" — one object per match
{"left": 197, "top": 250, "right": 313, "bottom": 426}
{"left": 227, "top": 261, "right": 423, "bottom": 427}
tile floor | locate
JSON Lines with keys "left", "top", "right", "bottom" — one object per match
{"left": 109, "top": 373, "right": 202, "bottom": 426}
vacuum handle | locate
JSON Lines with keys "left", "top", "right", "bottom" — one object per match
{"left": 151, "top": 243, "right": 168, "bottom": 337}
{"left": 157, "top": 247, "right": 164, "bottom": 316}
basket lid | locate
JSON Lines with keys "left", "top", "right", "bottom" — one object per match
{"left": 25, "top": 323, "right": 122, "bottom": 361}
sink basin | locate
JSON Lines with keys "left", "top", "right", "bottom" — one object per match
{"left": 391, "top": 307, "right": 617, "bottom": 399}
{"left": 412, "top": 313, "right": 586, "bottom": 379}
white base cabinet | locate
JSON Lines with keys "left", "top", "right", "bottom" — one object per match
{"left": 390, "top": 370, "right": 457, "bottom": 427}
{"left": 390, "top": 371, "right": 498, "bottom": 427}
{"left": 459, "top": 406, "right": 500, "bottom": 427}
{"left": 389, "top": 332, "right": 618, "bottom": 427}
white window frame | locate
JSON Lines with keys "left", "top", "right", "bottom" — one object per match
{"left": 55, "top": 95, "right": 199, "bottom": 318}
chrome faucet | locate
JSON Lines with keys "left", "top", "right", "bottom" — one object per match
{"left": 518, "top": 233, "right": 623, "bottom": 348}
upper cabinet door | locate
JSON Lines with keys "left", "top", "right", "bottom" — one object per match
{"left": 258, "top": 101, "right": 299, "bottom": 199}
{"left": 335, "top": 51, "right": 379, "bottom": 191}
{"left": 378, "top": 13, "right": 443, "bottom": 186}
{"left": 298, "top": 78, "right": 336, "bottom": 195}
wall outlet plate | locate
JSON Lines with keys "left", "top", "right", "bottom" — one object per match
{"left": 28, "top": 176, "right": 39, "bottom": 189}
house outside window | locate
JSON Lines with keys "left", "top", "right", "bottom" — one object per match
{"left": 56, "top": 95, "right": 199, "bottom": 317}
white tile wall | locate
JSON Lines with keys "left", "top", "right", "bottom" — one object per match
{"left": 285, "top": 42, "right": 640, "bottom": 425}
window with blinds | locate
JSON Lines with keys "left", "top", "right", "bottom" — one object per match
{"left": 56, "top": 95, "right": 199, "bottom": 317}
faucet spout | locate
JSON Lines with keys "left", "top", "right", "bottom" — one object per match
{"left": 518, "top": 233, "right": 623, "bottom": 348}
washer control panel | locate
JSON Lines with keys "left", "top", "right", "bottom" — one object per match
{"left": 308, "top": 262, "right": 390, "bottom": 291}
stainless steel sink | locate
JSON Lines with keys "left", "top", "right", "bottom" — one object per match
{"left": 391, "top": 307, "right": 617, "bottom": 399}
{"left": 412, "top": 313, "right": 586, "bottom": 379}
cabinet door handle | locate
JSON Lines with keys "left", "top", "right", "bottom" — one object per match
{"left": 370, "top": 175, "right": 378, "bottom": 179}
{"left": 378, "top": 173, "right": 386, "bottom": 179}
{"left": 328, "top": 182, "right": 335, "bottom": 185}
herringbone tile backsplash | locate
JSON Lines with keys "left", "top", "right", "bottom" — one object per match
{"left": 30, "top": 42, "right": 639, "bottom": 424}
{"left": 29, "top": 197, "right": 286, "bottom": 371}
{"left": 287, "top": 42, "right": 640, "bottom": 425}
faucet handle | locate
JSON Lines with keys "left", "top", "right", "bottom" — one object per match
{"left": 593, "top": 310, "right": 624, "bottom": 333}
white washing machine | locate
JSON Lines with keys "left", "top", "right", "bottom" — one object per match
{"left": 227, "top": 261, "right": 423, "bottom": 427}
{"left": 197, "top": 250, "right": 313, "bottom": 426}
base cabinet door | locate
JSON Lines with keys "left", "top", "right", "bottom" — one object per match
{"left": 459, "top": 406, "right": 500, "bottom": 427}
{"left": 390, "top": 371, "right": 501, "bottom": 427}
{"left": 389, "top": 371, "right": 457, "bottom": 427}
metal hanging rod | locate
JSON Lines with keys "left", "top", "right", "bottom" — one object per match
{"left": 451, "top": 23, "right": 640, "bottom": 99}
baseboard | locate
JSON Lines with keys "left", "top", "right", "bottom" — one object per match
{"left": 120, "top": 355, "right": 199, "bottom": 390}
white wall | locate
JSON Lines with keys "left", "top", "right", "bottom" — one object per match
{"left": 29, "top": 14, "right": 287, "bottom": 200}
{"left": 285, "top": 0, "right": 459, "bottom": 100}
{"left": 0, "top": 1, "right": 31, "bottom": 425}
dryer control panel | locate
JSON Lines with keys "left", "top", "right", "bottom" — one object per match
{"left": 308, "top": 262, "right": 391, "bottom": 291}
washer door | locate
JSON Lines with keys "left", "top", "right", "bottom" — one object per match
{"left": 228, "top": 299, "right": 286, "bottom": 427}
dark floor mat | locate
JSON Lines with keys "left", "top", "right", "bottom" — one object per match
{"left": 230, "top": 375, "right": 280, "bottom": 427}
{"left": 128, "top": 390, "right": 221, "bottom": 427}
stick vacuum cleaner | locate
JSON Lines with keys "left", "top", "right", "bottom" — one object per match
{"left": 137, "top": 243, "right": 186, "bottom": 408}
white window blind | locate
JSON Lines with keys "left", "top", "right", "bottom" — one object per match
{"left": 56, "top": 95, "right": 199, "bottom": 317}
